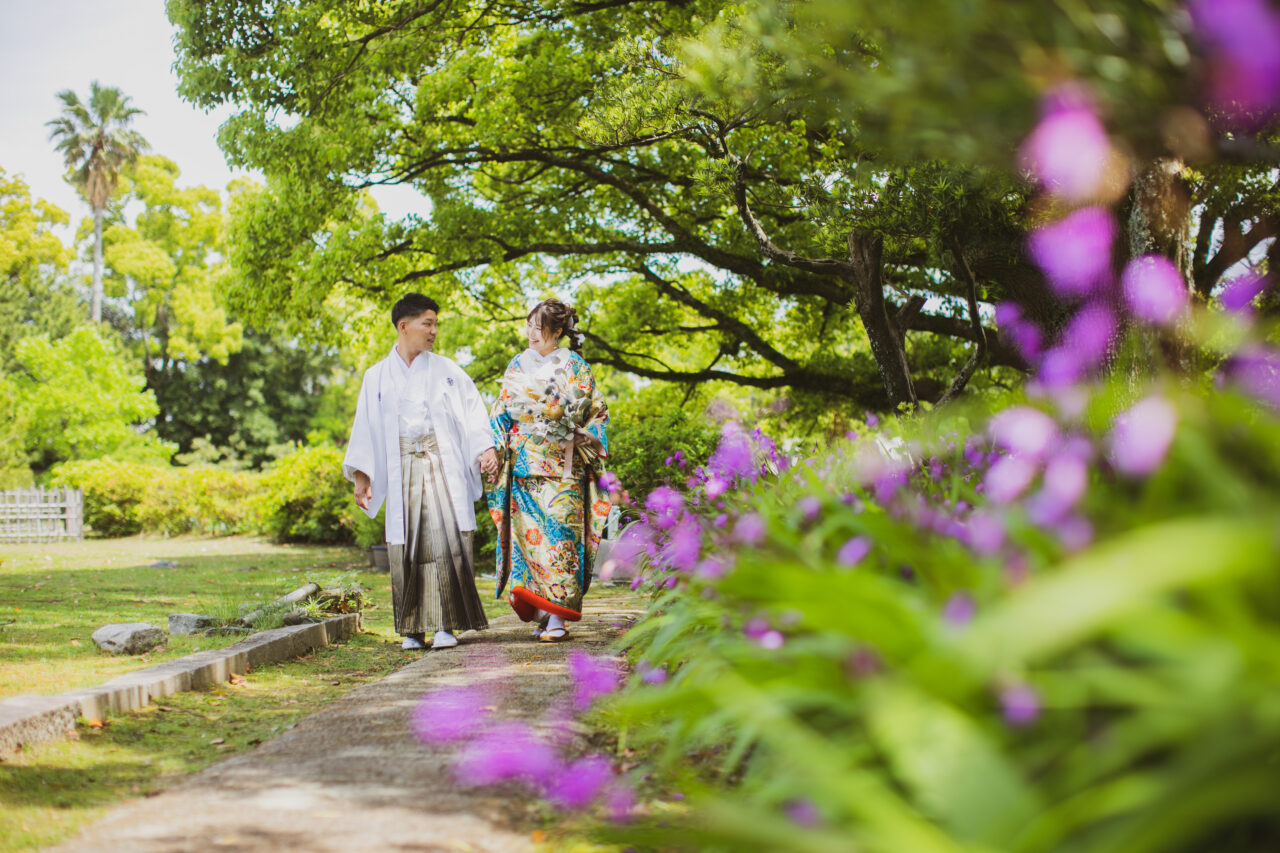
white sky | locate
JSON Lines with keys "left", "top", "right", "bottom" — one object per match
{"left": 0, "top": 0, "right": 420, "bottom": 236}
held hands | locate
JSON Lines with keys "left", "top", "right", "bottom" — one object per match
{"left": 353, "top": 470, "right": 373, "bottom": 510}
{"left": 478, "top": 447, "right": 500, "bottom": 483}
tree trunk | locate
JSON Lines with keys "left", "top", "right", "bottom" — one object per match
{"left": 92, "top": 208, "right": 104, "bottom": 324}
{"left": 845, "top": 231, "right": 918, "bottom": 409}
{"left": 1128, "top": 157, "right": 1192, "bottom": 275}
{"left": 1126, "top": 157, "right": 1194, "bottom": 379}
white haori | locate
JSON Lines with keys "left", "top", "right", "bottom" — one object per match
{"left": 343, "top": 347, "right": 495, "bottom": 543}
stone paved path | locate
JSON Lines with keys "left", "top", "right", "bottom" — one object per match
{"left": 51, "top": 596, "right": 644, "bottom": 852}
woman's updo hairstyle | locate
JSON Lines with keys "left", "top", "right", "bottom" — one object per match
{"left": 528, "top": 299, "right": 584, "bottom": 353}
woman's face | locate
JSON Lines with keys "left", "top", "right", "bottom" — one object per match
{"left": 526, "top": 316, "right": 559, "bottom": 355}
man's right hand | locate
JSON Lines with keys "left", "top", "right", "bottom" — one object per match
{"left": 353, "top": 471, "right": 373, "bottom": 510}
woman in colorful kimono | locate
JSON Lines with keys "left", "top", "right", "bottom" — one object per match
{"left": 485, "top": 299, "right": 611, "bottom": 642}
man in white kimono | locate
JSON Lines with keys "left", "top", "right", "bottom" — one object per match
{"left": 343, "top": 293, "right": 500, "bottom": 650}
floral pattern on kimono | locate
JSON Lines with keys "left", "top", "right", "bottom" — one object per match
{"left": 484, "top": 349, "right": 610, "bottom": 621}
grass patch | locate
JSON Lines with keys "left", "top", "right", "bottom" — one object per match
{"left": 0, "top": 556, "right": 510, "bottom": 852}
{"left": 0, "top": 535, "right": 382, "bottom": 699}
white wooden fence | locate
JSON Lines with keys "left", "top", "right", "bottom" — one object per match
{"left": 0, "top": 488, "right": 84, "bottom": 543}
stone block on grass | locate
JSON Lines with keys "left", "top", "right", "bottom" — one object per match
{"left": 168, "top": 613, "right": 218, "bottom": 635}
{"left": 91, "top": 623, "right": 166, "bottom": 655}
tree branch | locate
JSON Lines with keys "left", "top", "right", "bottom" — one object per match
{"left": 937, "top": 236, "right": 989, "bottom": 405}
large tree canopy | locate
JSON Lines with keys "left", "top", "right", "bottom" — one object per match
{"left": 167, "top": 0, "right": 1275, "bottom": 414}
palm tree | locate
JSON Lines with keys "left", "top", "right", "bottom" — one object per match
{"left": 46, "top": 82, "right": 148, "bottom": 324}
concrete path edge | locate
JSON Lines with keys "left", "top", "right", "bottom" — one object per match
{"left": 0, "top": 613, "right": 361, "bottom": 759}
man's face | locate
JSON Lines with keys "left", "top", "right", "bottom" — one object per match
{"left": 398, "top": 310, "right": 438, "bottom": 353}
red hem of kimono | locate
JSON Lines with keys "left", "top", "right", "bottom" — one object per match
{"left": 509, "top": 586, "right": 583, "bottom": 622}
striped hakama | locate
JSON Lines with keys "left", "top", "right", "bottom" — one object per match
{"left": 387, "top": 434, "right": 488, "bottom": 635}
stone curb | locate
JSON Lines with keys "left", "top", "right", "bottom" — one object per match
{"left": 0, "top": 613, "right": 361, "bottom": 759}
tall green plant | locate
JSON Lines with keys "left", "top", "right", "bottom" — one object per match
{"left": 46, "top": 82, "right": 148, "bottom": 323}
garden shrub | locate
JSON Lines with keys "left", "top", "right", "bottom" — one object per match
{"left": 252, "top": 444, "right": 357, "bottom": 544}
{"left": 135, "top": 466, "right": 256, "bottom": 536}
{"left": 606, "top": 390, "right": 718, "bottom": 501}
{"left": 51, "top": 458, "right": 149, "bottom": 536}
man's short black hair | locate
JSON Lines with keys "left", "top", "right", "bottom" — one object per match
{"left": 391, "top": 293, "right": 440, "bottom": 327}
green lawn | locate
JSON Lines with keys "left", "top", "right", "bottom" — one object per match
{"left": 0, "top": 534, "right": 512, "bottom": 851}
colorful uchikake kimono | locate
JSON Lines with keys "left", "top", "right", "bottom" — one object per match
{"left": 485, "top": 348, "right": 611, "bottom": 623}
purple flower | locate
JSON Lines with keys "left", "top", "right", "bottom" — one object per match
{"left": 984, "top": 455, "right": 1039, "bottom": 504}
{"left": 568, "top": 651, "right": 621, "bottom": 711}
{"left": 1040, "top": 450, "right": 1088, "bottom": 510}
{"left": 411, "top": 685, "right": 493, "bottom": 744}
{"left": 1220, "top": 271, "right": 1271, "bottom": 312}
{"left": 605, "top": 783, "right": 636, "bottom": 822}
{"left": 1019, "top": 89, "right": 1111, "bottom": 201}
{"left": 1055, "top": 515, "right": 1094, "bottom": 552}
{"left": 1027, "top": 207, "right": 1117, "bottom": 298}
{"left": 1122, "top": 255, "right": 1189, "bottom": 325}
{"left": 943, "top": 591, "right": 976, "bottom": 627}
{"left": 645, "top": 486, "right": 684, "bottom": 529}
{"left": 799, "top": 496, "right": 822, "bottom": 523}
{"left": 1108, "top": 396, "right": 1177, "bottom": 477}
{"left": 1189, "top": 0, "right": 1280, "bottom": 122}
{"left": 637, "top": 662, "right": 668, "bottom": 684}
{"left": 964, "top": 511, "right": 1006, "bottom": 556}
{"left": 704, "top": 474, "right": 729, "bottom": 500}
{"left": 836, "top": 536, "right": 872, "bottom": 568}
{"left": 989, "top": 406, "right": 1059, "bottom": 460}
{"left": 712, "top": 513, "right": 728, "bottom": 529}
{"left": 1000, "top": 684, "right": 1041, "bottom": 727}
{"left": 660, "top": 516, "right": 702, "bottom": 572}
{"left": 864, "top": 412, "right": 880, "bottom": 428}
{"left": 846, "top": 646, "right": 881, "bottom": 678}
{"left": 695, "top": 556, "right": 730, "bottom": 580}
{"left": 597, "top": 471, "right": 621, "bottom": 494}
{"left": 1061, "top": 302, "right": 1118, "bottom": 368}
{"left": 1222, "top": 345, "right": 1280, "bottom": 409}
{"left": 743, "top": 617, "right": 771, "bottom": 639}
{"left": 453, "top": 722, "right": 558, "bottom": 786}
{"left": 734, "top": 512, "right": 766, "bottom": 545}
{"left": 709, "top": 422, "right": 757, "bottom": 481}
{"left": 545, "top": 754, "right": 615, "bottom": 809}
{"left": 784, "top": 798, "right": 823, "bottom": 827}
{"left": 608, "top": 524, "right": 652, "bottom": 576}
{"left": 757, "top": 630, "right": 785, "bottom": 650}
{"left": 996, "top": 302, "right": 1044, "bottom": 361}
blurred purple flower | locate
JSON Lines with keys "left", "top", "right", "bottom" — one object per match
{"left": 637, "top": 662, "right": 668, "bottom": 684}
{"left": 645, "top": 486, "right": 684, "bottom": 529}
{"left": 743, "top": 617, "right": 770, "bottom": 639}
{"left": 1220, "top": 271, "right": 1271, "bottom": 312}
{"left": 1056, "top": 515, "right": 1094, "bottom": 552}
{"left": 1122, "top": 255, "right": 1189, "bottom": 325}
{"left": 785, "top": 798, "right": 823, "bottom": 827}
{"left": 799, "top": 496, "right": 822, "bottom": 523}
{"left": 865, "top": 412, "right": 880, "bottom": 428}
{"left": 1019, "top": 89, "right": 1110, "bottom": 200}
{"left": 453, "top": 722, "right": 558, "bottom": 786}
{"left": 757, "top": 630, "right": 785, "bottom": 650}
{"left": 629, "top": 575, "right": 645, "bottom": 591}
{"left": 411, "top": 685, "right": 493, "bottom": 744}
{"left": 1062, "top": 302, "right": 1118, "bottom": 368}
{"left": 1041, "top": 450, "right": 1088, "bottom": 509}
{"left": 995, "top": 302, "right": 1044, "bottom": 361}
{"left": 964, "top": 510, "right": 1006, "bottom": 556}
{"left": 1222, "top": 345, "right": 1280, "bottom": 408}
{"left": 846, "top": 646, "right": 882, "bottom": 678}
{"left": 704, "top": 474, "right": 729, "bottom": 500}
{"left": 597, "top": 471, "right": 621, "bottom": 494}
{"left": 836, "top": 535, "right": 872, "bottom": 568}
{"left": 1189, "top": 0, "right": 1280, "bottom": 121}
{"left": 1027, "top": 207, "right": 1117, "bottom": 298}
{"left": 545, "top": 754, "right": 615, "bottom": 809}
{"left": 609, "top": 524, "right": 653, "bottom": 575}
{"left": 989, "top": 406, "right": 1059, "bottom": 460}
{"left": 568, "top": 651, "right": 620, "bottom": 711}
{"left": 709, "top": 422, "right": 757, "bottom": 481}
{"left": 984, "top": 455, "right": 1039, "bottom": 504}
{"left": 734, "top": 513, "right": 766, "bottom": 545}
{"left": 943, "top": 592, "right": 977, "bottom": 627}
{"left": 695, "top": 556, "right": 730, "bottom": 580}
{"left": 660, "top": 516, "right": 702, "bottom": 572}
{"left": 663, "top": 576, "right": 678, "bottom": 589}
{"left": 1108, "top": 396, "right": 1178, "bottom": 476}
{"left": 1000, "top": 684, "right": 1041, "bottom": 727}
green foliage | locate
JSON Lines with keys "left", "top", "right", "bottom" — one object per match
{"left": 606, "top": 386, "right": 719, "bottom": 500}
{"left": 604, "top": 379, "right": 1280, "bottom": 851}
{"left": 51, "top": 458, "right": 255, "bottom": 537}
{"left": 5, "top": 327, "right": 172, "bottom": 476}
{"left": 252, "top": 444, "right": 357, "bottom": 544}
